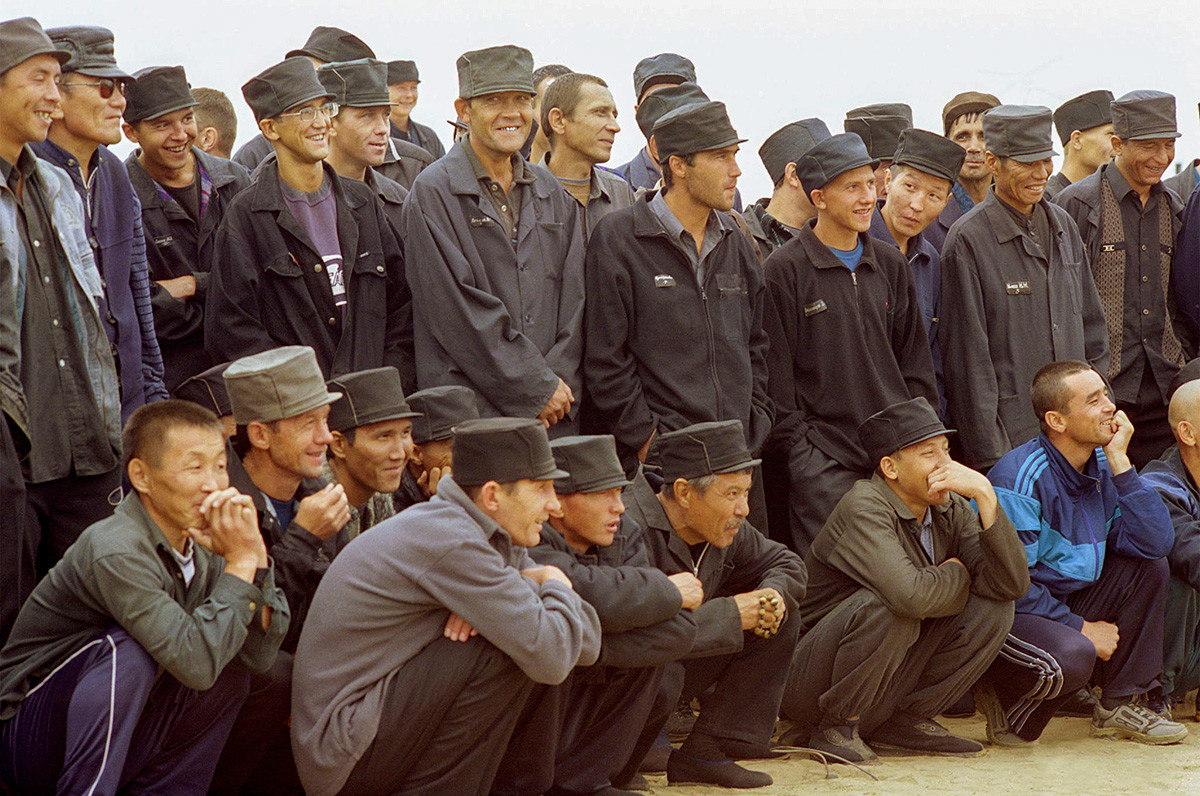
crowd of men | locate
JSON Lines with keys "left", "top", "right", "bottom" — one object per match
{"left": 3, "top": 13, "right": 1200, "bottom": 795}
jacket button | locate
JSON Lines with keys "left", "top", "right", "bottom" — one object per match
{"left": 1143, "top": 308, "right": 1150, "bottom": 315}
{"left": 314, "top": 264, "right": 323, "bottom": 272}
{"left": 328, "top": 317, "right": 337, "bottom": 326}
{"left": 376, "top": 265, "right": 384, "bottom": 273}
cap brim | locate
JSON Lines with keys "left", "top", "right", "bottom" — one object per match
{"left": 712, "top": 456, "right": 762, "bottom": 475}
{"left": 73, "top": 66, "right": 132, "bottom": 81}
{"left": 1008, "top": 148, "right": 1058, "bottom": 163}
{"left": 538, "top": 466, "right": 572, "bottom": 481}
{"left": 282, "top": 89, "right": 336, "bottom": 114}
{"left": 140, "top": 99, "right": 199, "bottom": 122}
{"left": 1126, "top": 131, "right": 1182, "bottom": 140}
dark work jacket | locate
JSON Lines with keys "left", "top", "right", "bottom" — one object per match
{"left": 802, "top": 473, "right": 1028, "bottom": 629}
{"left": 923, "top": 188, "right": 968, "bottom": 253}
{"left": 582, "top": 194, "right": 773, "bottom": 473}
{"left": 1176, "top": 182, "right": 1200, "bottom": 340}
{"left": 939, "top": 190, "right": 1109, "bottom": 470}
{"left": 1164, "top": 160, "right": 1199, "bottom": 203}
{"left": 762, "top": 221, "right": 938, "bottom": 473}
{"left": 205, "top": 159, "right": 412, "bottom": 381}
{"left": 232, "top": 134, "right": 274, "bottom": 172}
{"left": 362, "top": 166, "right": 407, "bottom": 233}
{"left": 124, "top": 148, "right": 250, "bottom": 389}
{"left": 32, "top": 140, "right": 169, "bottom": 421}
{"left": 624, "top": 474, "right": 806, "bottom": 659}
{"left": 612, "top": 148, "right": 659, "bottom": 192}
{"left": 741, "top": 200, "right": 799, "bottom": 261}
{"left": 1141, "top": 446, "right": 1200, "bottom": 592}
{"left": 391, "top": 117, "right": 446, "bottom": 161}
{"left": 375, "top": 137, "right": 436, "bottom": 191}
{"left": 1044, "top": 171, "right": 1072, "bottom": 203}
{"left": 532, "top": 519, "right": 696, "bottom": 668}
{"left": 391, "top": 467, "right": 427, "bottom": 514}
{"left": 401, "top": 140, "right": 585, "bottom": 422}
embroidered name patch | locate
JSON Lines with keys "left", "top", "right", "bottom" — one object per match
{"left": 804, "top": 299, "right": 828, "bottom": 317}
{"left": 654, "top": 275, "right": 676, "bottom": 288}
{"left": 1005, "top": 281, "right": 1032, "bottom": 295}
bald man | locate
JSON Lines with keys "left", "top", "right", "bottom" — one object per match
{"left": 1141, "top": 379, "right": 1200, "bottom": 717}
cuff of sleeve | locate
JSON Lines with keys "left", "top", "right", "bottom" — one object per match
{"left": 285, "top": 523, "right": 324, "bottom": 552}
{"left": 1065, "top": 612, "right": 1085, "bottom": 632}
{"left": 1111, "top": 467, "right": 1141, "bottom": 495}
{"left": 213, "top": 572, "right": 263, "bottom": 623}
{"left": 194, "top": 272, "right": 210, "bottom": 299}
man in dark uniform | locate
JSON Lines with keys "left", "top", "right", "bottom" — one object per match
{"left": 393, "top": 384, "right": 480, "bottom": 513}
{"left": 743, "top": 118, "right": 831, "bottom": 260}
{"left": 940, "top": 105, "right": 1108, "bottom": 470}
{"left": 781, "top": 398, "right": 1027, "bottom": 762}
{"left": 623, "top": 420, "right": 805, "bottom": 789}
{"left": 612, "top": 53, "right": 695, "bottom": 190}
{"left": 844, "top": 102, "right": 912, "bottom": 199}
{"left": 206, "top": 57, "right": 412, "bottom": 383}
{"left": 385, "top": 58, "right": 444, "bottom": 159}
{"left": 1056, "top": 91, "right": 1194, "bottom": 467}
{"left": 401, "top": 45, "right": 584, "bottom": 433}
{"left": 763, "top": 132, "right": 937, "bottom": 555}
{"left": 122, "top": 65, "right": 251, "bottom": 390}
{"left": 1046, "top": 90, "right": 1113, "bottom": 201}
{"left": 925, "top": 91, "right": 1000, "bottom": 252}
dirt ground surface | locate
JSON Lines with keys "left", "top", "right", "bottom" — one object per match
{"left": 646, "top": 701, "right": 1200, "bottom": 795}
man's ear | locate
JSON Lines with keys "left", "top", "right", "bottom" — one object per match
{"left": 984, "top": 151, "right": 1001, "bottom": 177}
{"left": 328, "top": 430, "right": 349, "bottom": 460}
{"left": 478, "top": 480, "right": 502, "bottom": 511}
{"left": 810, "top": 187, "right": 827, "bottom": 211}
{"left": 127, "top": 457, "right": 150, "bottom": 494}
{"left": 196, "top": 126, "right": 218, "bottom": 153}
{"left": 1044, "top": 410, "right": 1068, "bottom": 434}
{"left": 453, "top": 97, "right": 470, "bottom": 125}
{"left": 122, "top": 122, "right": 139, "bottom": 145}
{"left": 1179, "top": 420, "right": 1198, "bottom": 448}
{"left": 671, "top": 477, "right": 692, "bottom": 508}
{"left": 547, "top": 106, "right": 567, "bottom": 137}
{"left": 408, "top": 442, "right": 424, "bottom": 468}
{"left": 246, "top": 421, "right": 272, "bottom": 451}
{"left": 879, "top": 455, "right": 899, "bottom": 481}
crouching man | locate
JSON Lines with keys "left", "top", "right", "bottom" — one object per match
{"left": 0, "top": 400, "right": 288, "bottom": 794}
{"left": 291, "top": 418, "right": 601, "bottom": 796}
{"left": 780, "top": 398, "right": 1028, "bottom": 762}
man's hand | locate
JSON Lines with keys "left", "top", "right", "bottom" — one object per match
{"left": 536, "top": 379, "right": 574, "bottom": 428}
{"left": 927, "top": 461, "right": 1000, "bottom": 527}
{"left": 294, "top": 483, "right": 351, "bottom": 541}
{"left": 733, "top": 588, "right": 786, "bottom": 631}
{"left": 1102, "top": 410, "right": 1135, "bottom": 476}
{"left": 156, "top": 275, "right": 197, "bottom": 300}
{"left": 1081, "top": 620, "right": 1119, "bottom": 661}
{"left": 637, "top": 428, "right": 657, "bottom": 464}
{"left": 444, "top": 612, "right": 478, "bottom": 642}
{"left": 521, "top": 564, "right": 572, "bottom": 588}
{"left": 417, "top": 465, "right": 447, "bottom": 498}
{"left": 667, "top": 572, "right": 704, "bottom": 610}
{"left": 187, "top": 489, "right": 268, "bottom": 579}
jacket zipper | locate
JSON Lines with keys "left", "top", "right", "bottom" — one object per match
{"left": 699, "top": 283, "right": 724, "bottom": 419}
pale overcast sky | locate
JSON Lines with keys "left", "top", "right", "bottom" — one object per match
{"left": 34, "top": 0, "right": 1200, "bottom": 199}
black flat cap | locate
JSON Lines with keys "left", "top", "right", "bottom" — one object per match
{"left": 892, "top": 128, "right": 965, "bottom": 185}
{"left": 656, "top": 420, "right": 760, "bottom": 483}
{"left": 0, "top": 17, "right": 70, "bottom": 76}
{"left": 633, "top": 52, "right": 696, "bottom": 100}
{"left": 453, "top": 417, "right": 568, "bottom": 486}
{"left": 653, "top": 100, "right": 746, "bottom": 161}
{"left": 758, "top": 118, "right": 832, "bottom": 185}
{"left": 407, "top": 385, "right": 479, "bottom": 444}
{"left": 174, "top": 361, "right": 232, "bottom": 417}
{"left": 550, "top": 435, "right": 632, "bottom": 494}
{"left": 326, "top": 367, "right": 420, "bottom": 433}
{"left": 124, "top": 65, "right": 197, "bottom": 124}
{"left": 457, "top": 45, "right": 534, "bottom": 100}
{"left": 1053, "top": 90, "right": 1113, "bottom": 145}
{"left": 846, "top": 103, "right": 914, "bottom": 124}
{"left": 47, "top": 26, "right": 129, "bottom": 79}
{"left": 859, "top": 397, "right": 955, "bottom": 465}
{"left": 1169, "top": 358, "right": 1200, "bottom": 400}
{"left": 635, "top": 81, "right": 708, "bottom": 139}
{"left": 1111, "top": 90, "right": 1180, "bottom": 141}
{"left": 387, "top": 59, "right": 419, "bottom": 85}
{"left": 286, "top": 26, "right": 375, "bottom": 63}
{"left": 318, "top": 58, "right": 394, "bottom": 108}
{"left": 982, "top": 105, "right": 1057, "bottom": 162}
{"left": 794, "top": 132, "right": 878, "bottom": 194}
{"left": 242, "top": 57, "right": 333, "bottom": 123}
{"left": 942, "top": 90, "right": 1000, "bottom": 135}
{"left": 844, "top": 114, "right": 909, "bottom": 161}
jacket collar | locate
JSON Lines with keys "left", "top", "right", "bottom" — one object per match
{"left": 1038, "top": 432, "right": 1104, "bottom": 495}
{"left": 797, "top": 218, "right": 881, "bottom": 272}
{"left": 437, "top": 476, "right": 520, "bottom": 558}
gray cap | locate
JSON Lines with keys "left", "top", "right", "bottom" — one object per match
{"left": 286, "top": 26, "right": 375, "bottom": 63}
{"left": 1053, "top": 90, "right": 1114, "bottom": 145}
{"left": 656, "top": 420, "right": 760, "bottom": 483}
{"left": 407, "top": 385, "right": 480, "bottom": 444}
{"left": 892, "top": 128, "right": 966, "bottom": 185}
{"left": 326, "top": 367, "right": 420, "bottom": 433}
{"left": 858, "top": 397, "right": 955, "bottom": 465}
{"left": 633, "top": 52, "right": 696, "bottom": 100}
{"left": 452, "top": 417, "right": 568, "bottom": 486}
{"left": 457, "top": 45, "right": 534, "bottom": 100}
{"left": 635, "top": 81, "right": 708, "bottom": 139}
{"left": 1111, "top": 90, "right": 1180, "bottom": 141}
{"left": 317, "top": 58, "right": 394, "bottom": 108}
{"left": 124, "top": 65, "right": 197, "bottom": 124}
{"left": 758, "top": 118, "right": 833, "bottom": 185}
{"left": 653, "top": 100, "right": 746, "bottom": 161}
{"left": 386, "top": 59, "right": 419, "bottom": 85}
{"left": 174, "top": 361, "right": 232, "bottom": 418}
{"left": 982, "top": 105, "right": 1057, "bottom": 162}
{"left": 844, "top": 114, "right": 909, "bottom": 161}
{"left": 0, "top": 17, "right": 70, "bottom": 76}
{"left": 223, "top": 346, "right": 342, "bottom": 425}
{"left": 242, "top": 57, "right": 334, "bottom": 123}
{"left": 846, "top": 103, "right": 914, "bottom": 124}
{"left": 550, "top": 435, "right": 632, "bottom": 495}
{"left": 794, "top": 133, "right": 878, "bottom": 194}
{"left": 942, "top": 90, "right": 1001, "bottom": 135}
{"left": 47, "top": 25, "right": 129, "bottom": 79}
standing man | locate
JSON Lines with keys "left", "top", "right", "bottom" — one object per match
{"left": 35, "top": 25, "right": 168, "bottom": 422}
{"left": 1046, "top": 90, "right": 1114, "bottom": 201}
{"left": 528, "top": 63, "right": 573, "bottom": 165}
{"left": 844, "top": 102, "right": 912, "bottom": 199}
{"left": 541, "top": 72, "right": 635, "bottom": 242}
{"left": 191, "top": 87, "right": 238, "bottom": 159}
{"left": 613, "top": 53, "right": 696, "bottom": 190}
{"left": 940, "top": 105, "right": 1108, "bottom": 470}
{"left": 206, "top": 57, "right": 412, "bottom": 381}
{"left": 393, "top": 384, "right": 480, "bottom": 512}
{"left": 925, "top": 91, "right": 1000, "bottom": 252}
{"left": 1056, "top": 91, "right": 1193, "bottom": 467}
{"left": 401, "top": 45, "right": 585, "bottom": 432}
{"left": 744, "top": 118, "right": 831, "bottom": 259}
{"left": 122, "top": 65, "right": 251, "bottom": 390}
{"left": 763, "top": 133, "right": 937, "bottom": 554}
{"left": 386, "top": 58, "right": 444, "bottom": 159}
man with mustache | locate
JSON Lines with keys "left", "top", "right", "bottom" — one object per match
{"left": 925, "top": 91, "right": 1000, "bottom": 252}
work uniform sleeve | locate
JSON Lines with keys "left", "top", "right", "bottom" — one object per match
{"left": 1172, "top": 189, "right": 1200, "bottom": 344}
{"left": 234, "top": 563, "right": 290, "bottom": 673}
{"left": 892, "top": 264, "right": 939, "bottom": 408}
{"left": 205, "top": 209, "right": 278, "bottom": 363}
{"left": 1144, "top": 470, "right": 1200, "bottom": 590}
{"left": 745, "top": 258, "right": 775, "bottom": 456}
{"left": 1105, "top": 467, "right": 1174, "bottom": 560}
{"left": 596, "top": 612, "right": 697, "bottom": 668}
{"left": 543, "top": 199, "right": 585, "bottom": 407}
{"left": 948, "top": 499, "right": 1031, "bottom": 601}
{"left": 762, "top": 255, "right": 807, "bottom": 457}
{"left": 268, "top": 518, "right": 334, "bottom": 651}
{"left": 375, "top": 199, "right": 416, "bottom": 390}
{"left": 129, "top": 205, "right": 168, "bottom": 404}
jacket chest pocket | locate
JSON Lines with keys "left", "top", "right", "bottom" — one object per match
{"left": 715, "top": 272, "right": 746, "bottom": 343}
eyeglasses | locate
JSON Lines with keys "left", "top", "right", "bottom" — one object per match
{"left": 59, "top": 77, "right": 125, "bottom": 100}
{"left": 279, "top": 102, "right": 339, "bottom": 123}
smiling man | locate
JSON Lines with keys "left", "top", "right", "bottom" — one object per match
{"left": 940, "top": 105, "right": 1109, "bottom": 471}
{"left": 385, "top": 58, "right": 443, "bottom": 159}
{"left": 392, "top": 384, "right": 480, "bottom": 512}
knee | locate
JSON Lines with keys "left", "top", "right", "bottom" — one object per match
{"left": 1057, "top": 630, "right": 1099, "bottom": 691}
{"left": 846, "top": 590, "right": 921, "bottom": 647}
{"left": 962, "top": 595, "right": 1015, "bottom": 639}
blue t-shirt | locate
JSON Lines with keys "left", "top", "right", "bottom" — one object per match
{"left": 269, "top": 496, "right": 297, "bottom": 534}
{"left": 829, "top": 239, "right": 863, "bottom": 271}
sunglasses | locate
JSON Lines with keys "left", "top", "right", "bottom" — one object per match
{"left": 59, "top": 77, "right": 126, "bottom": 100}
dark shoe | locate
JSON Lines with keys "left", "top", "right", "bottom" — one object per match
{"left": 806, "top": 724, "right": 877, "bottom": 764}
{"left": 868, "top": 713, "right": 985, "bottom": 757}
{"left": 637, "top": 744, "right": 670, "bottom": 774}
{"left": 665, "top": 702, "right": 697, "bottom": 739}
{"left": 975, "top": 682, "right": 1032, "bottom": 747}
{"left": 942, "top": 691, "right": 977, "bottom": 719}
{"left": 1055, "top": 687, "right": 1099, "bottom": 718}
{"left": 717, "top": 737, "right": 784, "bottom": 760}
{"left": 612, "top": 772, "right": 651, "bottom": 792}
{"left": 666, "top": 750, "right": 772, "bottom": 788}
{"left": 1141, "top": 690, "right": 1177, "bottom": 720}
{"left": 546, "top": 788, "right": 639, "bottom": 796}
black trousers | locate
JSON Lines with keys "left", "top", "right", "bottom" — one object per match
{"left": 784, "top": 436, "right": 864, "bottom": 557}
{"left": 25, "top": 466, "right": 122, "bottom": 578}
{"left": 209, "top": 653, "right": 299, "bottom": 795}
{"left": 1118, "top": 361, "right": 1173, "bottom": 470}
{"left": 0, "top": 417, "right": 27, "bottom": 646}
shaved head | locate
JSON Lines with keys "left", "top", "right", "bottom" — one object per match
{"left": 1169, "top": 380, "right": 1200, "bottom": 441}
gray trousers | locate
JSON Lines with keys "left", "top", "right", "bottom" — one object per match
{"left": 781, "top": 588, "right": 1013, "bottom": 739}
{"left": 1163, "top": 574, "right": 1200, "bottom": 697}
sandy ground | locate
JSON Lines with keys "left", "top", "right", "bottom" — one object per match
{"left": 645, "top": 702, "right": 1200, "bottom": 795}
